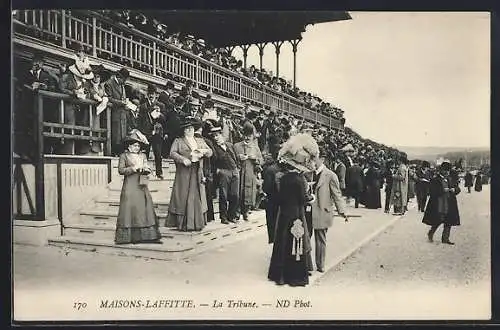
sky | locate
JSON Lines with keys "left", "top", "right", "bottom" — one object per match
{"left": 232, "top": 12, "right": 490, "bottom": 148}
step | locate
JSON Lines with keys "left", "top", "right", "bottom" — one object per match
{"left": 66, "top": 212, "right": 262, "bottom": 242}
{"left": 48, "top": 236, "right": 195, "bottom": 261}
{"left": 53, "top": 213, "right": 267, "bottom": 261}
{"left": 93, "top": 196, "right": 220, "bottom": 210}
{"left": 79, "top": 202, "right": 223, "bottom": 222}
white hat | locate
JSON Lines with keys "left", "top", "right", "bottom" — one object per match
{"left": 341, "top": 143, "right": 355, "bottom": 152}
{"left": 69, "top": 64, "right": 94, "bottom": 80}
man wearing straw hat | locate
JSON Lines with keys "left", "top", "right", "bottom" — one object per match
{"left": 208, "top": 124, "right": 240, "bottom": 224}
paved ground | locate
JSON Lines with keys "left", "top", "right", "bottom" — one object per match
{"left": 13, "top": 185, "right": 490, "bottom": 321}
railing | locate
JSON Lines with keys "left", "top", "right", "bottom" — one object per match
{"left": 13, "top": 88, "right": 112, "bottom": 220}
{"left": 34, "top": 89, "right": 112, "bottom": 156}
{"left": 12, "top": 9, "right": 343, "bottom": 129}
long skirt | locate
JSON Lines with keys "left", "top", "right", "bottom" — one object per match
{"left": 268, "top": 215, "right": 312, "bottom": 287}
{"left": 166, "top": 165, "right": 207, "bottom": 231}
{"left": 115, "top": 174, "right": 161, "bottom": 244}
{"left": 364, "top": 184, "right": 382, "bottom": 209}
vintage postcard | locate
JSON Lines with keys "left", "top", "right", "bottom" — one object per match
{"left": 12, "top": 10, "right": 491, "bottom": 322}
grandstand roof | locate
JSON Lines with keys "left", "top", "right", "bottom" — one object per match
{"left": 145, "top": 11, "right": 351, "bottom": 47}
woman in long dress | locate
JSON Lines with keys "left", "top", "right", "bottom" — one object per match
{"left": 363, "top": 161, "right": 382, "bottom": 209}
{"left": 474, "top": 172, "right": 483, "bottom": 192}
{"left": 165, "top": 117, "right": 213, "bottom": 231}
{"left": 115, "top": 130, "right": 162, "bottom": 244}
{"left": 389, "top": 156, "right": 409, "bottom": 215}
{"left": 268, "top": 133, "right": 318, "bottom": 287}
{"left": 407, "top": 166, "right": 417, "bottom": 201}
{"left": 234, "top": 122, "right": 263, "bottom": 221}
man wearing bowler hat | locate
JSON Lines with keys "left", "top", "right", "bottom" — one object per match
{"left": 104, "top": 67, "right": 131, "bottom": 156}
{"left": 139, "top": 84, "right": 166, "bottom": 179}
{"left": 163, "top": 95, "right": 188, "bottom": 155}
{"left": 422, "top": 161, "right": 460, "bottom": 245}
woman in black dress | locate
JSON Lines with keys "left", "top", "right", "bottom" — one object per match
{"left": 268, "top": 133, "right": 319, "bottom": 287}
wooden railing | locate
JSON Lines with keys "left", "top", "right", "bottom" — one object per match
{"left": 35, "top": 89, "right": 112, "bottom": 155}
{"left": 13, "top": 89, "right": 112, "bottom": 221}
{"left": 12, "top": 9, "right": 343, "bottom": 129}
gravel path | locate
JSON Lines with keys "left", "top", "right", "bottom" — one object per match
{"left": 13, "top": 186, "right": 490, "bottom": 320}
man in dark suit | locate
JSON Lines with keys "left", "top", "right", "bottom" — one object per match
{"left": 310, "top": 148, "right": 348, "bottom": 272}
{"left": 16, "top": 55, "right": 59, "bottom": 157}
{"left": 139, "top": 84, "right": 166, "bottom": 179}
{"left": 415, "top": 161, "right": 432, "bottom": 211}
{"left": 164, "top": 95, "right": 187, "bottom": 155}
{"left": 158, "top": 80, "right": 176, "bottom": 107}
{"left": 253, "top": 112, "right": 268, "bottom": 152}
{"left": 261, "top": 156, "right": 282, "bottom": 244}
{"left": 346, "top": 158, "right": 364, "bottom": 208}
{"left": 22, "top": 54, "right": 58, "bottom": 90}
{"left": 208, "top": 125, "right": 240, "bottom": 224}
{"left": 158, "top": 80, "right": 176, "bottom": 157}
{"left": 104, "top": 67, "right": 131, "bottom": 156}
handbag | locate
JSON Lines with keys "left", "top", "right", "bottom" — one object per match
{"left": 139, "top": 174, "right": 149, "bottom": 186}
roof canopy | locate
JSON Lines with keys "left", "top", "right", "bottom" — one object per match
{"left": 143, "top": 11, "right": 351, "bottom": 47}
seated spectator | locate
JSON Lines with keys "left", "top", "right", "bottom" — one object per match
{"left": 22, "top": 54, "right": 57, "bottom": 91}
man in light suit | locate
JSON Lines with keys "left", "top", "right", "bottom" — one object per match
{"left": 310, "top": 148, "right": 349, "bottom": 273}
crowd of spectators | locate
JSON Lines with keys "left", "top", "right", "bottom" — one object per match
{"left": 92, "top": 10, "right": 345, "bottom": 120}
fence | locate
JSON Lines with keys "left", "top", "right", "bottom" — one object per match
{"left": 13, "top": 9, "right": 343, "bottom": 129}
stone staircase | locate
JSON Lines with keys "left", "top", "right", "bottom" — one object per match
{"left": 48, "top": 158, "right": 267, "bottom": 261}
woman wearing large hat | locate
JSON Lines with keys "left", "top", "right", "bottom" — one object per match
{"left": 165, "top": 116, "right": 213, "bottom": 231}
{"left": 268, "top": 133, "right": 319, "bottom": 287}
{"left": 233, "top": 121, "right": 264, "bottom": 221}
{"left": 115, "top": 129, "right": 162, "bottom": 245}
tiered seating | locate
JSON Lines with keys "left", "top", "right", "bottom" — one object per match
{"left": 48, "top": 159, "right": 267, "bottom": 260}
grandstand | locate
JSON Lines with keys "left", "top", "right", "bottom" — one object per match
{"left": 12, "top": 10, "right": 352, "bottom": 254}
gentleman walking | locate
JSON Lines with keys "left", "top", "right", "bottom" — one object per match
{"left": 423, "top": 161, "right": 460, "bottom": 245}
{"left": 309, "top": 148, "right": 348, "bottom": 272}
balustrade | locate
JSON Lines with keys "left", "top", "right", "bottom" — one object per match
{"left": 13, "top": 9, "right": 343, "bottom": 128}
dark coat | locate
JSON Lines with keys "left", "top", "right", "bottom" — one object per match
{"left": 464, "top": 172, "right": 474, "bottom": 187}
{"left": 23, "top": 68, "right": 58, "bottom": 90}
{"left": 164, "top": 107, "right": 186, "bottom": 141}
{"left": 138, "top": 100, "right": 166, "bottom": 137}
{"left": 268, "top": 171, "right": 313, "bottom": 287}
{"left": 363, "top": 167, "right": 382, "bottom": 209}
{"left": 422, "top": 174, "right": 461, "bottom": 227}
{"left": 262, "top": 161, "right": 281, "bottom": 244}
{"left": 346, "top": 164, "right": 364, "bottom": 197}
{"left": 475, "top": 174, "right": 483, "bottom": 192}
{"left": 104, "top": 76, "right": 128, "bottom": 149}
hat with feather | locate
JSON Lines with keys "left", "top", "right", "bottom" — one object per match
{"left": 123, "top": 129, "right": 149, "bottom": 147}
{"left": 277, "top": 133, "right": 320, "bottom": 172}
